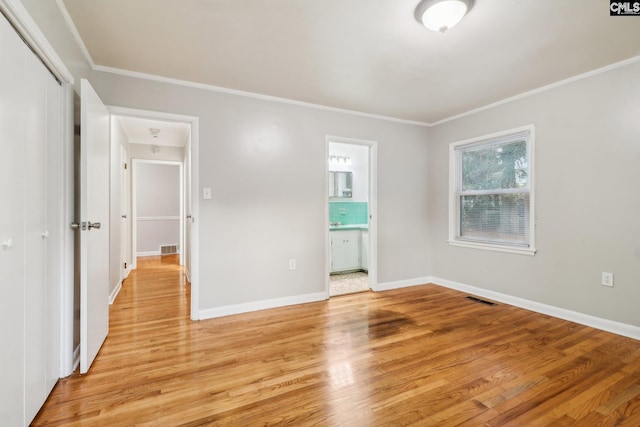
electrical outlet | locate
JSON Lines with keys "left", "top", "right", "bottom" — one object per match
{"left": 289, "top": 259, "right": 296, "bottom": 270}
{"left": 202, "top": 187, "right": 212, "bottom": 200}
{"left": 601, "top": 272, "right": 614, "bottom": 287}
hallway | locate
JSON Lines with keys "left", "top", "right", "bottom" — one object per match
{"left": 33, "top": 255, "right": 193, "bottom": 425}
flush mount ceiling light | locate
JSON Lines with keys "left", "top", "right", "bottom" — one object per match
{"left": 415, "top": 0, "right": 474, "bottom": 33}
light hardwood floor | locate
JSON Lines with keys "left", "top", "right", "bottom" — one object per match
{"left": 33, "top": 256, "right": 640, "bottom": 426}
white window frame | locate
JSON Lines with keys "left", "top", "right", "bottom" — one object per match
{"left": 448, "top": 125, "right": 536, "bottom": 256}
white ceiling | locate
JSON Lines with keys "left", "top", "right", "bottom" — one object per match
{"left": 60, "top": 0, "right": 640, "bottom": 124}
{"left": 116, "top": 115, "right": 190, "bottom": 147}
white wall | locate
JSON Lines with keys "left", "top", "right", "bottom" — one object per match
{"left": 88, "top": 70, "right": 431, "bottom": 312}
{"left": 427, "top": 60, "right": 640, "bottom": 328}
{"left": 329, "top": 142, "right": 369, "bottom": 202}
{"left": 135, "top": 162, "right": 181, "bottom": 255}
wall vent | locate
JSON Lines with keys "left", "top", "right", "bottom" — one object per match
{"left": 465, "top": 296, "right": 496, "bottom": 306}
{"left": 160, "top": 245, "right": 177, "bottom": 255}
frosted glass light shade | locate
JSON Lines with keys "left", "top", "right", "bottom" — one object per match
{"left": 415, "top": 0, "right": 473, "bottom": 33}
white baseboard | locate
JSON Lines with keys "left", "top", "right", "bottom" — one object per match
{"left": 198, "top": 273, "right": 639, "bottom": 341}
{"left": 376, "top": 276, "right": 431, "bottom": 291}
{"left": 199, "top": 291, "right": 328, "bottom": 320}
{"left": 137, "top": 251, "right": 161, "bottom": 257}
{"left": 185, "top": 268, "right": 191, "bottom": 283}
{"left": 109, "top": 281, "right": 122, "bottom": 305}
{"left": 136, "top": 251, "right": 182, "bottom": 257}
{"left": 430, "top": 276, "right": 640, "bottom": 341}
{"left": 72, "top": 344, "right": 80, "bottom": 372}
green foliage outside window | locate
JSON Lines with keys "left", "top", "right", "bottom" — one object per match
{"left": 459, "top": 139, "right": 529, "bottom": 244}
{"left": 461, "top": 140, "right": 527, "bottom": 191}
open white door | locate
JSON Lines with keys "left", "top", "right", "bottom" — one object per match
{"left": 79, "top": 79, "right": 110, "bottom": 374}
{"left": 121, "top": 145, "right": 129, "bottom": 279}
{"left": 184, "top": 145, "right": 192, "bottom": 277}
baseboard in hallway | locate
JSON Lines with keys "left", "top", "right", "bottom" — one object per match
{"left": 136, "top": 254, "right": 181, "bottom": 268}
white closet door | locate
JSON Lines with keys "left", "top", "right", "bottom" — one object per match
{"left": 45, "top": 72, "right": 62, "bottom": 396}
{"left": 0, "top": 12, "right": 63, "bottom": 426}
{"left": 0, "top": 14, "right": 27, "bottom": 427}
{"left": 23, "top": 38, "right": 49, "bottom": 424}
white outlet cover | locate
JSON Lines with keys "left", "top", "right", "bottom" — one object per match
{"left": 601, "top": 272, "right": 614, "bottom": 287}
{"left": 203, "top": 187, "right": 212, "bottom": 200}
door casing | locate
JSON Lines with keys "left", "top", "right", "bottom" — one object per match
{"left": 107, "top": 106, "right": 200, "bottom": 321}
{"left": 131, "top": 159, "right": 184, "bottom": 265}
{"left": 325, "top": 135, "right": 378, "bottom": 295}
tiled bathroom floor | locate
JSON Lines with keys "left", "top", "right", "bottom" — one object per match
{"left": 329, "top": 271, "right": 370, "bottom": 296}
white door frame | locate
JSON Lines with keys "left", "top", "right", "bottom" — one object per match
{"left": 120, "top": 144, "right": 130, "bottom": 279}
{"left": 325, "top": 135, "right": 378, "bottom": 294}
{"left": 60, "top": 83, "right": 75, "bottom": 377}
{"left": 109, "top": 106, "right": 200, "bottom": 321}
{"left": 131, "top": 159, "right": 184, "bottom": 263}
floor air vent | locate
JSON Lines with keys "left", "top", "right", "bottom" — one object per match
{"left": 465, "top": 296, "right": 496, "bottom": 306}
{"left": 160, "top": 245, "right": 177, "bottom": 255}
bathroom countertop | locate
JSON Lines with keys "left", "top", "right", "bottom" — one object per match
{"left": 329, "top": 224, "right": 369, "bottom": 231}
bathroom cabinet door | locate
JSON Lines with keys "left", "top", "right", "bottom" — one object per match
{"left": 361, "top": 231, "right": 369, "bottom": 271}
{"left": 330, "top": 230, "right": 360, "bottom": 272}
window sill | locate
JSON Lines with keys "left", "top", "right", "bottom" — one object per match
{"left": 447, "top": 239, "right": 536, "bottom": 256}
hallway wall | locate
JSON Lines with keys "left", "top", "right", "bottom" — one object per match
{"left": 135, "top": 162, "right": 181, "bottom": 256}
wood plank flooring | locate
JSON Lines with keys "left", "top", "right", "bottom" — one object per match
{"left": 33, "top": 256, "right": 640, "bottom": 426}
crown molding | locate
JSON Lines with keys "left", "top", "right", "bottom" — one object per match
{"left": 55, "top": 0, "right": 95, "bottom": 69}
{"left": 431, "top": 54, "right": 640, "bottom": 126}
{"left": 93, "top": 64, "right": 432, "bottom": 127}
{"left": 54, "top": 0, "right": 640, "bottom": 128}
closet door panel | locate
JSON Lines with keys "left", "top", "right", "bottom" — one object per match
{"left": 45, "top": 75, "right": 62, "bottom": 395}
{"left": 0, "top": 15, "right": 27, "bottom": 427}
{"left": 23, "top": 48, "right": 48, "bottom": 424}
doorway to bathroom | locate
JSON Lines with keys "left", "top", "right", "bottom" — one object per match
{"left": 326, "top": 136, "right": 377, "bottom": 297}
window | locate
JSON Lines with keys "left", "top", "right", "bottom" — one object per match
{"left": 448, "top": 125, "right": 535, "bottom": 255}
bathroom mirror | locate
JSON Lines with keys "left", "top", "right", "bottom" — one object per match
{"left": 329, "top": 171, "right": 352, "bottom": 198}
